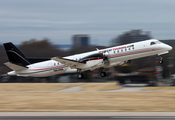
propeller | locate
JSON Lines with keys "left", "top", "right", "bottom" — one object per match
{"left": 96, "top": 48, "right": 110, "bottom": 66}
{"left": 79, "top": 49, "right": 110, "bottom": 66}
{"left": 102, "top": 51, "right": 110, "bottom": 66}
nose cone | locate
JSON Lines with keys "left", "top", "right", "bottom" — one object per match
{"left": 163, "top": 43, "right": 173, "bottom": 51}
{"left": 167, "top": 45, "right": 173, "bottom": 51}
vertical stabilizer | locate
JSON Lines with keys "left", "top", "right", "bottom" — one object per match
{"left": 3, "top": 42, "right": 30, "bottom": 66}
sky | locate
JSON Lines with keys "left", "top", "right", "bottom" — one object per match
{"left": 1, "top": 0, "right": 175, "bottom": 46}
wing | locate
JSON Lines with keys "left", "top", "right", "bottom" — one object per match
{"left": 5, "top": 62, "right": 28, "bottom": 71}
{"left": 51, "top": 57, "right": 85, "bottom": 69}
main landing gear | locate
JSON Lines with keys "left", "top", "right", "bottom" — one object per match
{"left": 100, "top": 68, "right": 107, "bottom": 77}
{"left": 100, "top": 72, "right": 106, "bottom": 77}
{"left": 77, "top": 68, "right": 107, "bottom": 79}
{"left": 77, "top": 73, "right": 84, "bottom": 79}
{"left": 77, "top": 69, "right": 84, "bottom": 79}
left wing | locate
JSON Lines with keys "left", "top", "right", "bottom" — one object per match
{"left": 51, "top": 57, "right": 85, "bottom": 69}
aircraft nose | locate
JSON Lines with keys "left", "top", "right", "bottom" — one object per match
{"left": 167, "top": 45, "right": 173, "bottom": 51}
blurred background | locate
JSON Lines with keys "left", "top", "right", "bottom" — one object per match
{"left": 0, "top": 0, "right": 175, "bottom": 86}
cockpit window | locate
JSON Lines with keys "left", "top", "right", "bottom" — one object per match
{"left": 155, "top": 41, "right": 162, "bottom": 44}
{"left": 150, "top": 41, "right": 162, "bottom": 45}
{"left": 150, "top": 42, "right": 156, "bottom": 45}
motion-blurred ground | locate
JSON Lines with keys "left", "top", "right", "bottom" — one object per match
{"left": 0, "top": 83, "right": 121, "bottom": 91}
{"left": 0, "top": 83, "right": 175, "bottom": 112}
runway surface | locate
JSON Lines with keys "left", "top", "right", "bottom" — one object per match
{"left": 0, "top": 112, "right": 175, "bottom": 120}
{"left": 1, "top": 116, "right": 175, "bottom": 120}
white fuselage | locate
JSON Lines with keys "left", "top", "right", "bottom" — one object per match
{"left": 8, "top": 39, "right": 172, "bottom": 77}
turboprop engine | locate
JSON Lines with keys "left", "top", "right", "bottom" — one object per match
{"left": 102, "top": 52, "right": 110, "bottom": 66}
{"left": 103, "top": 52, "right": 110, "bottom": 57}
{"left": 79, "top": 52, "right": 110, "bottom": 65}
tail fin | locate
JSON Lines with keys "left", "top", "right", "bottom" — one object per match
{"left": 3, "top": 42, "right": 30, "bottom": 66}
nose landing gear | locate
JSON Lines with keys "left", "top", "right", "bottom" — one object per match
{"left": 99, "top": 68, "right": 107, "bottom": 77}
{"left": 159, "top": 56, "right": 163, "bottom": 64}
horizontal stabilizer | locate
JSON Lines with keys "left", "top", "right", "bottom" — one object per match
{"left": 51, "top": 57, "right": 85, "bottom": 69}
{"left": 5, "top": 62, "right": 28, "bottom": 71}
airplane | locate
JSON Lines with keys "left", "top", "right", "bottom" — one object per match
{"left": 3, "top": 39, "right": 172, "bottom": 79}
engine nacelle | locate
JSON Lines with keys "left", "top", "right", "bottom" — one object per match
{"left": 103, "top": 52, "right": 110, "bottom": 57}
{"left": 103, "top": 59, "right": 109, "bottom": 66}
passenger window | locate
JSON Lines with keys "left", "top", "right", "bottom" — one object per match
{"left": 150, "top": 42, "right": 156, "bottom": 45}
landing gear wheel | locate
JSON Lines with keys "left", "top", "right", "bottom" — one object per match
{"left": 100, "top": 72, "right": 106, "bottom": 77}
{"left": 160, "top": 60, "right": 163, "bottom": 64}
{"left": 159, "top": 56, "right": 163, "bottom": 64}
{"left": 77, "top": 73, "right": 84, "bottom": 79}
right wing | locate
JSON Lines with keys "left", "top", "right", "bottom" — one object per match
{"left": 51, "top": 57, "right": 85, "bottom": 69}
{"left": 4, "top": 62, "right": 28, "bottom": 71}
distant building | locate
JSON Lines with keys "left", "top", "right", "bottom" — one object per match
{"left": 72, "top": 34, "right": 89, "bottom": 47}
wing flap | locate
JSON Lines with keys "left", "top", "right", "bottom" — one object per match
{"left": 51, "top": 57, "right": 85, "bottom": 69}
{"left": 5, "top": 62, "right": 28, "bottom": 71}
